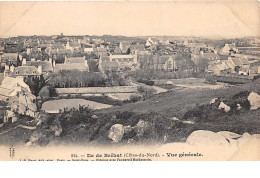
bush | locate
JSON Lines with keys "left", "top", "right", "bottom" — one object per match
{"left": 137, "top": 79, "right": 154, "bottom": 86}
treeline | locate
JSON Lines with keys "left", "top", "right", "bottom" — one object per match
{"left": 126, "top": 69, "right": 204, "bottom": 80}
{"left": 47, "top": 70, "right": 126, "bottom": 88}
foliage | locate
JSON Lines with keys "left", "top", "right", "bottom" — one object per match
{"left": 24, "top": 75, "right": 45, "bottom": 96}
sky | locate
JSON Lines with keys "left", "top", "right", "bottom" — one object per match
{"left": 0, "top": 0, "right": 259, "bottom": 38}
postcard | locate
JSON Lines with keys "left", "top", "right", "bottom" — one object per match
{"left": 0, "top": 0, "right": 259, "bottom": 161}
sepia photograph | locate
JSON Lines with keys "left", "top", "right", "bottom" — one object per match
{"left": 0, "top": 0, "right": 259, "bottom": 161}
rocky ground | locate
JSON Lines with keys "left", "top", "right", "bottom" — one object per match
{"left": 0, "top": 79, "right": 259, "bottom": 147}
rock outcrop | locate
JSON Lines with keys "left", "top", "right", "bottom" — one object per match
{"left": 218, "top": 102, "right": 231, "bottom": 112}
{"left": 186, "top": 130, "right": 230, "bottom": 146}
{"left": 248, "top": 92, "right": 260, "bottom": 110}
{"left": 108, "top": 124, "right": 124, "bottom": 142}
{"left": 187, "top": 130, "right": 254, "bottom": 148}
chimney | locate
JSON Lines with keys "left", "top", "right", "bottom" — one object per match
{"left": 22, "top": 58, "right": 26, "bottom": 66}
{"left": 38, "top": 65, "right": 42, "bottom": 74}
{"left": 53, "top": 60, "right": 56, "bottom": 68}
{"left": 10, "top": 65, "right": 15, "bottom": 72}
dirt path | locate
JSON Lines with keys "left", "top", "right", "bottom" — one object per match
{"left": 0, "top": 125, "right": 36, "bottom": 135}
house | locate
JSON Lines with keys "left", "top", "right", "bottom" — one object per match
{"left": 129, "top": 44, "right": 145, "bottom": 53}
{"left": 99, "top": 61, "right": 119, "bottom": 72}
{"left": 96, "top": 47, "right": 108, "bottom": 57}
{"left": 228, "top": 56, "right": 250, "bottom": 71}
{"left": 208, "top": 62, "right": 231, "bottom": 76}
{"left": 65, "top": 41, "right": 81, "bottom": 50}
{"left": 0, "top": 53, "right": 22, "bottom": 67}
{"left": 84, "top": 47, "right": 94, "bottom": 54}
{"left": 145, "top": 37, "right": 159, "bottom": 47}
{"left": 23, "top": 60, "right": 53, "bottom": 76}
{"left": 54, "top": 56, "right": 89, "bottom": 72}
{"left": 221, "top": 43, "right": 238, "bottom": 55}
{"left": 152, "top": 55, "right": 176, "bottom": 71}
{"left": 9, "top": 66, "right": 42, "bottom": 77}
{"left": 64, "top": 56, "right": 85, "bottom": 64}
{"left": 98, "top": 54, "right": 138, "bottom": 72}
{"left": 119, "top": 41, "right": 131, "bottom": 53}
{"left": 113, "top": 46, "right": 122, "bottom": 54}
{"left": 208, "top": 56, "right": 250, "bottom": 76}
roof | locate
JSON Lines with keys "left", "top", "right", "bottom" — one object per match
{"left": 202, "top": 53, "right": 220, "bottom": 60}
{"left": 69, "top": 41, "right": 80, "bottom": 47}
{"left": 97, "top": 47, "right": 108, "bottom": 52}
{"left": 111, "top": 55, "right": 134, "bottom": 59}
{"left": 65, "top": 56, "right": 85, "bottom": 64}
{"left": 130, "top": 44, "right": 145, "bottom": 51}
{"left": 240, "top": 57, "right": 249, "bottom": 65}
{"left": 120, "top": 41, "right": 131, "bottom": 46}
{"left": 100, "top": 56, "right": 110, "bottom": 62}
{"left": 49, "top": 49, "right": 73, "bottom": 55}
{"left": 54, "top": 63, "right": 89, "bottom": 72}
{"left": 230, "top": 57, "right": 243, "bottom": 66}
{"left": 10, "top": 66, "right": 41, "bottom": 76}
{"left": 113, "top": 46, "right": 121, "bottom": 54}
{"left": 25, "top": 61, "right": 53, "bottom": 72}
{"left": 1, "top": 53, "right": 19, "bottom": 62}
{"left": 51, "top": 44, "right": 65, "bottom": 49}
{"left": 225, "top": 44, "right": 236, "bottom": 50}
{"left": 152, "top": 55, "right": 173, "bottom": 64}
{"left": 101, "top": 61, "right": 119, "bottom": 69}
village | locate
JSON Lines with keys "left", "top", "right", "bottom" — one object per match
{"left": 0, "top": 34, "right": 260, "bottom": 146}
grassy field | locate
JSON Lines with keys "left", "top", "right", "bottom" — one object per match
{"left": 96, "top": 84, "right": 252, "bottom": 119}
{"left": 41, "top": 99, "right": 112, "bottom": 113}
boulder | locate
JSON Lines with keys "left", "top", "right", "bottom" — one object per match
{"left": 237, "top": 132, "right": 252, "bottom": 148}
{"left": 133, "top": 120, "right": 151, "bottom": 137}
{"left": 166, "top": 81, "right": 173, "bottom": 85}
{"left": 186, "top": 130, "right": 230, "bottom": 146}
{"left": 248, "top": 92, "right": 260, "bottom": 110}
{"left": 217, "top": 131, "right": 242, "bottom": 139}
{"left": 108, "top": 124, "right": 124, "bottom": 142}
{"left": 182, "top": 120, "right": 194, "bottom": 124}
{"left": 210, "top": 98, "right": 218, "bottom": 104}
{"left": 171, "top": 117, "right": 179, "bottom": 121}
{"left": 237, "top": 104, "right": 241, "bottom": 110}
{"left": 218, "top": 102, "right": 231, "bottom": 112}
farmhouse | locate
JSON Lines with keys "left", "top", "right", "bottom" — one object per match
{"left": 54, "top": 56, "right": 89, "bottom": 72}
{"left": 221, "top": 43, "right": 238, "bottom": 55}
{"left": 98, "top": 54, "right": 138, "bottom": 72}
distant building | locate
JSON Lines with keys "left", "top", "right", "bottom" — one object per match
{"left": 221, "top": 43, "right": 238, "bottom": 55}
{"left": 98, "top": 54, "right": 138, "bottom": 72}
{"left": 9, "top": 66, "right": 42, "bottom": 77}
{"left": 145, "top": 37, "right": 159, "bottom": 47}
{"left": 119, "top": 41, "right": 131, "bottom": 53}
{"left": 129, "top": 44, "right": 145, "bottom": 53}
{"left": 151, "top": 55, "right": 176, "bottom": 71}
{"left": 0, "top": 53, "right": 22, "bottom": 67}
{"left": 54, "top": 56, "right": 89, "bottom": 72}
{"left": 23, "top": 60, "right": 53, "bottom": 76}
{"left": 208, "top": 55, "right": 250, "bottom": 76}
